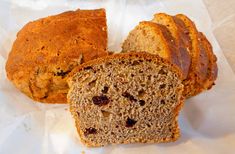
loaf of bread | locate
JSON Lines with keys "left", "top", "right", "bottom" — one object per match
{"left": 67, "top": 52, "right": 184, "bottom": 147}
{"left": 5, "top": 9, "right": 108, "bottom": 103}
{"left": 122, "top": 13, "right": 217, "bottom": 98}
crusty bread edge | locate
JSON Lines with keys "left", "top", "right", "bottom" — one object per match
{"left": 199, "top": 32, "right": 218, "bottom": 89}
{"left": 152, "top": 13, "right": 191, "bottom": 79}
{"left": 175, "top": 14, "right": 209, "bottom": 97}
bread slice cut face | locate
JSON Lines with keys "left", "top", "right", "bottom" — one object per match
{"left": 67, "top": 52, "right": 184, "bottom": 147}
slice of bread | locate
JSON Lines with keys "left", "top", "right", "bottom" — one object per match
{"left": 199, "top": 32, "right": 218, "bottom": 89}
{"left": 67, "top": 52, "right": 184, "bottom": 147}
{"left": 152, "top": 13, "right": 191, "bottom": 79}
{"left": 122, "top": 21, "right": 181, "bottom": 71}
{"left": 5, "top": 9, "right": 108, "bottom": 103}
{"left": 175, "top": 14, "right": 209, "bottom": 97}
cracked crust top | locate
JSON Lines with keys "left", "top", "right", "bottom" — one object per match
{"left": 5, "top": 9, "right": 108, "bottom": 103}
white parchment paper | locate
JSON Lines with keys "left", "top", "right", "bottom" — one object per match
{"left": 0, "top": 0, "right": 235, "bottom": 153}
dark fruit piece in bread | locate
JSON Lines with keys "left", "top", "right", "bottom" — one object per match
{"left": 68, "top": 52, "right": 184, "bottom": 147}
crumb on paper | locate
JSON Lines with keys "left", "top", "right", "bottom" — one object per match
{"left": 23, "top": 122, "right": 31, "bottom": 132}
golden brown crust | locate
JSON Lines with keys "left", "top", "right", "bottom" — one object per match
{"left": 152, "top": 13, "right": 191, "bottom": 79}
{"left": 157, "top": 24, "right": 182, "bottom": 70}
{"left": 172, "top": 16, "right": 192, "bottom": 78}
{"left": 175, "top": 14, "right": 209, "bottom": 97}
{"left": 199, "top": 32, "right": 218, "bottom": 89}
{"left": 5, "top": 9, "right": 108, "bottom": 103}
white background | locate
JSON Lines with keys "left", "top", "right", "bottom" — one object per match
{"left": 0, "top": 0, "right": 235, "bottom": 153}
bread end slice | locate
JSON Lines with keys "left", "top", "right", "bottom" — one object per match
{"left": 199, "top": 32, "right": 218, "bottom": 89}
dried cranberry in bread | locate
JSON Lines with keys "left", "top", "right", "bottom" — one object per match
{"left": 67, "top": 52, "right": 184, "bottom": 147}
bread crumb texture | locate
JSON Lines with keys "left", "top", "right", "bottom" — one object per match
{"left": 68, "top": 52, "right": 184, "bottom": 147}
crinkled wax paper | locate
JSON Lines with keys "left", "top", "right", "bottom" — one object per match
{"left": 0, "top": 0, "right": 235, "bottom": 153}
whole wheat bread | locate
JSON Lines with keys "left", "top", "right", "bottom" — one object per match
{"left": 123, "top": 14, "right": 214, "bottom": 98}
{"left": 67, "top": 52, "right": 184, "bottom": 147}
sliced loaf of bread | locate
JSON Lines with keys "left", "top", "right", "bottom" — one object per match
{"left": 122, "top": 13, "right": 217, "bottom": 98}
{"left": 67, "top": 52, "right": 184, "bottom": 147}
{"left": 122, "top": 21, "right": 181, "bottom": 71}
